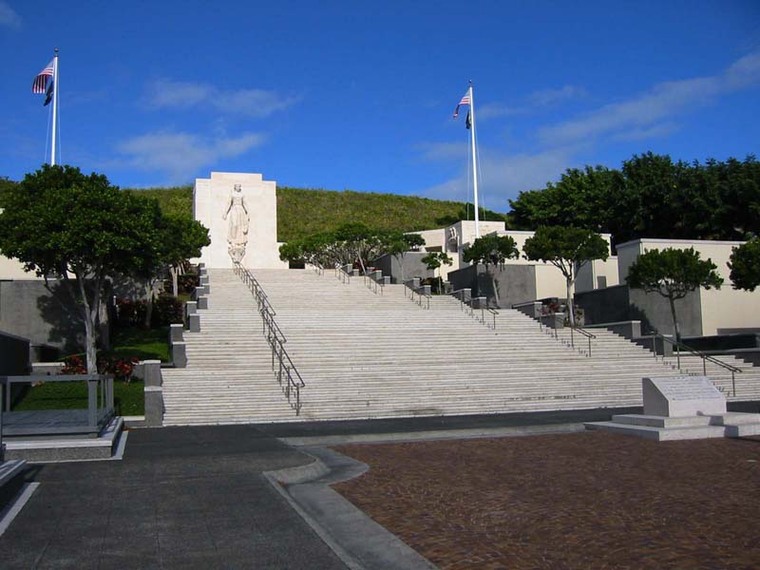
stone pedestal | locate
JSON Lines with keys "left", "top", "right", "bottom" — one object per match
{"left": 585, "top": 376, "right": 760, "bottom": 441}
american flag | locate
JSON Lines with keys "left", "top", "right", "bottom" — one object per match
{"left": 32, "top": 59, "right": 55, "bottom": 94}
{"left": 453, "top": 91, "right": 470, "bottom": 118}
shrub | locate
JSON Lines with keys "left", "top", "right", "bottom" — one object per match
{"left": 60, "top": 354, "right": 140, "bottom": 382}
{"left": 152, "top": 294, "right": 184, "bottom": 326}
{"left": 115, "top": 298, "right": 147, "bottom": 327}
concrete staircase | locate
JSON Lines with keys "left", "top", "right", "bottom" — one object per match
{"left": 161, "top": 268, "right": 760, "bottom": 425}
{"left": 161, "top": 269, "right": 297, "bottom": 425}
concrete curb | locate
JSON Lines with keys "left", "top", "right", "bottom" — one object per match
{"left": 265, "top": 447, "right": 437, "bottom": 570}
{"left": 279, "top": 421, "right": 586, "bottom": 447}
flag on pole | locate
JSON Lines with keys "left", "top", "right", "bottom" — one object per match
{"left": 453, "top": 91, "right": 470, "bottom": 118}
{"left": 32, "top": 59, "right": 55, "bottom": 105}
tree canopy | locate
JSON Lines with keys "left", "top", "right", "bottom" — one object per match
{"left": 278, "top": 223, "right": 422, "bottom": 273}
{"left": 508, "top": 153, "right": 760, "bottom": 247}
{"left": 0, "top": 165, "right": 195, "bottom": 372}
{"left": 728, "top": 238, "right": 760, "bottom": 292}
{"left": 625, "top": 247, "right": 723, "bottom": 340}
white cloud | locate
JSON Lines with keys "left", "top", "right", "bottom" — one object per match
{"left": 420, "top": 147, "right": 574, "bottom": 208}
{"left": 478, "top": 85, "right": 587, "bottom": 120}
{"left": 144, "top": 79, "right": 301, "bottom": 118}
{"left": 0, "top": 1, "right": 21, "bottom": 27}
{"left": 115, "top": 131, "right": 265, "bottom": 183}
{"left": 419, "top": 52, "right": 760, "bottom": 209}
{"left": 537, "top": 52, "right": 760, "bottom": 148}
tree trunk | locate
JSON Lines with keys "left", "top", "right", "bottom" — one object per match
{"left": 668, "top": 295, "right": 681, "bottom": 342}
{"left": 77, "top": 275, "right": 100, "bottom": 375}
{"left": 144, "top": 278, "right": 156, "bottom": 329}
{"left": 566, "top": 264, "right": 576, "bottom": 328}
{"left": 171, "top": 265, "right": 179, "bottom": 297}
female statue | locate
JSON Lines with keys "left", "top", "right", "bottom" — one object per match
{"left": 222, "top": 184, "right": 250, "bottom": 262}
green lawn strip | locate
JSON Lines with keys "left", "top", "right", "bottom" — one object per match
{"left": 11, "top": 380, "right": 145, "bottom": 416}
{"left": 110, "top": 325, "right": 170, "bottom": 362}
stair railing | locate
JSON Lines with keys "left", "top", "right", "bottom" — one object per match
{"left": 538, "top": 313, "right": 596, "bottom": 357}
{"left": 478, "top": 307, "right": 498, "bottom": 330}
{"left": 233, "top": 262, "right": 305, "bottom": 414}
{"left": 404, "top": 283, "right": 430, "bottom": 309}
{"left": 569, "top": 326, "right": 596, "bottom": 357}
{"left": 335, "top": 265, "right": 351, "bottom": 284}
{"left": 648, "top": 333, "right": 741, "bottom": 396}
{"left": 363, "top": 274, "right": 384, "bottom": 296}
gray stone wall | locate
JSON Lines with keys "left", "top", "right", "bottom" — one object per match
{"left": 0, "top": 280, "right": 75, "bottom": 354}
{"left": 372, "top": 252, "right": 432, "bottom": 284}
{"left": 575, "top": 284, "right": 703, "bottom": 337}
{"left": 447, "top": 264, "right": 538, "bottom": 309}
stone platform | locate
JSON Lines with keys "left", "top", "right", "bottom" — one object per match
{"left": 585, "top": 412, "right": 760, "bottom": 441}
{"left": 3, "top": 416, "right": 126, "bottom": 462}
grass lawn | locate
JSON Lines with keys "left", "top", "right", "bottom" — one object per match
{"left": 11, "top": 325, "right": 170, "bottom": 416}
{"left": 11, "top": 379, "right": 145, "bottom": 416}
{"left": 110, "top": 326, "right": 171, "bottom": 362}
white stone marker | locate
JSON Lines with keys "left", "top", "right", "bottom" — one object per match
{"left": 643, "top": 376, "right": 726, "bottom": 418}
{"left": 193, "top": 172, "right": 286, "bottom": 269}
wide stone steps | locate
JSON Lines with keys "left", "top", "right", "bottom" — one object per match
{"left": 159, "top": 267, "right": 758, "bottom": 425}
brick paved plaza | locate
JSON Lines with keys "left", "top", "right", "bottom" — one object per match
{"left": 334, "top": 431, "right": 760, "bottom": 569}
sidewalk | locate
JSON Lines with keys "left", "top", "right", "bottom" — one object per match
{"left": 0, "top": 425, "right": 348, "bottom": 569}
{"left": 2, "top": 404, "right": 758, "bottom": 568}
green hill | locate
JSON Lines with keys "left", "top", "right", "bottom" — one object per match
{"left": 125, "top": 185, "right": 505, "bottom": 242}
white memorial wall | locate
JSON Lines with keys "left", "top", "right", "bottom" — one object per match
{"left": 193, "top": 172, "right": 287, "bottom": 269}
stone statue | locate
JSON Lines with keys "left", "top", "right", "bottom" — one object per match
{"left": 222, "top": 184, "right": 250, "bottom": 262}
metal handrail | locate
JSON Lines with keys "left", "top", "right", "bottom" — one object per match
{"left": 233, "top": 263, "right": 305, "bottom": 414}
{"left": 335, "top": 265, "right": 351, "bottom": 284}
{"left": 404, "top": 283, "right": 430, "bottom": 309}
{"left": 312, "top": 263, "right": 324, "bottom": 276}
{"left": 363, "top": 274, "right": 384, "bottom": 296}
{"left": 537, "top": 312, "right": 596, "bottom": 356}
{"left": 569, "top": 326, "right": 596, "bottom": 357}
{"left": 649, "top": 332, "right": 741, "bottom": 396}
{"left": 479, "top": 307, "right": 498, "bottom": 330}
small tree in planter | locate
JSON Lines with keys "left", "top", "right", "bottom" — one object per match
{"left": 421, "top": 252, "right": 452, "bottom": 293}
{"left": 523, "top": 226, "right": 608, "bottom": 327}
{"left": 462, "top": 234, "right": 519, "bottom": 306}
{"left": 626, "top": 247, "right": 723, "bottom": 341}
{"left": 386, "top": 231, "right": 426, "bottom": 284}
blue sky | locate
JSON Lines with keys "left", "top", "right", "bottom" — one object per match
{"left": 2, "top": 1, "right": 759, "bottom": 213}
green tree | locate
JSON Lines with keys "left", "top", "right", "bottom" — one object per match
{"left": 523, "top": 226, "right": 609, "bottom": 326}
{"left": 421, "top": 251, "right": 452, "bottom": 293}
{"left": 137, "top": 212, "right": 210, "bottom": 327}
{"left": 625, "top": 247, "right": 723, "bottom": 341}
{"left": 508, "top": 165, "right": 622, "bottom": 233}
{"left": 462, "top": 234, "right": 519, "bottom": 307}
{"left": 0, "top": 165, "right": 163, "bottom": 373}
{"left": 160, "top": 213, "right": 210, "bottom": 296}
{"left": 728, "top": 238, "right": 760, "bottom": 292}
{"left": 386, "top": 231, "right": 425, "bottom": 283}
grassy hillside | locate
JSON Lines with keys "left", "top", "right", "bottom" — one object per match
{"left": 125, "top": 185, "right": 505, "bottom": 242}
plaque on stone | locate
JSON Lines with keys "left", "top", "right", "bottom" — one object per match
{"left": 643, "top": 376, "right": 726, "bottom": 418}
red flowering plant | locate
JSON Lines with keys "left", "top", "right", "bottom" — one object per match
{"left": 60, "top": 354, "right": 140, "bottom": 382}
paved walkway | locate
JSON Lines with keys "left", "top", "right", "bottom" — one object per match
{"left": 0, "top": 425, "right": 347, "bottom": 569}
{"left": 2, "top": 403, "right": 759, "bottom": 569}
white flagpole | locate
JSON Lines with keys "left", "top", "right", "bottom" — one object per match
{"left": 50, "top": 49, "right": 59, "bottom": 166}
{"left": 468, "top": 83, "right": 480, "bottom": 238}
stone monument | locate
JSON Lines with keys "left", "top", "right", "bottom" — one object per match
{"left": 585, "top": 375, "right": 760, "bottom": 441}
{"left": 193, "top": 172, "right": 286, "bottom": 269}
